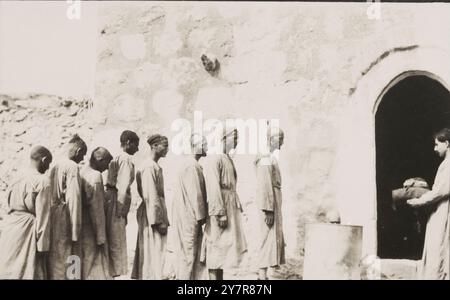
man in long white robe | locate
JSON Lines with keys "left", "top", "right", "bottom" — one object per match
{"left": 0, "top": 146, "right": 52, "bottom": 279}
{"left": 80, "top": 147, "right": 113, "bottom": 280}
{"left": 172, "top": 134, "right": 208, "bottom": 280}
{"left": 202, "top": 127, "right": 247, "bottom": 280}
{"left": 105, "top": 130, "right": 139, "bottom": 277}
{"left": 48, "top": 134, "right": 86, "bottom": 280}
{"left": 408, "top": 128, "right": 450, "bottom": 280}
{"left": 254, "top": 127, "right": 285, "bottom": 280}
{"left": 131, "top": 134, "right": 169, "bottom": 279}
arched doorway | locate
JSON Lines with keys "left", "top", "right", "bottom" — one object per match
{"left": 376, "top": 75, "right": 450, "bottom": 259}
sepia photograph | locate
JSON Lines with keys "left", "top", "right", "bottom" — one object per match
{"left": 0, "top": 0, "right": 449, "bottom": 283}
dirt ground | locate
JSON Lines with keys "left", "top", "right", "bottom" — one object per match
{"left": 117, "top": 211, "right": 302, "bottom": 280}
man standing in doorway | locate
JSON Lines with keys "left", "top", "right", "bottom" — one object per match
{"left": 407, "top": 127, "right": 450, "bottom": 280}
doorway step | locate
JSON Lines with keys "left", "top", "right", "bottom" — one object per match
{"left": 380, "top": 259, "right": 418, "bottom": 280}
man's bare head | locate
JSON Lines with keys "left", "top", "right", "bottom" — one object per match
{"left": 268, "top": 127, "right": 284, "bottom": 152}
{"left": 147, "top": 134, "right": 169, "bottom": 159}
{"left": 68, "top": 134, "right": 87, "bottom": 163}
{"left": 90, "top": 147, "right": 113, "bottom": 172}
{"left": 30, "top": 145, "right": 52, "bottom": 174}
{"left": 222, "top": 126, "right": 238, "bottom": 153}
{"left": 120, "top": 130, "right": 139, "bottom": 155}
{"left": 190, "top": 133, "right": 208, "bottom": 157}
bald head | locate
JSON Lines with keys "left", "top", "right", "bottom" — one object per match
{"left": 30, "top": 145, "right": 52, "bottom": 173}
{"left": 90, "top": 147, "right": 113, "bottom": 172}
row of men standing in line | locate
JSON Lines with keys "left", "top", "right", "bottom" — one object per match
{"left": 0, "top": 126, "right": 285, "bottom": 280}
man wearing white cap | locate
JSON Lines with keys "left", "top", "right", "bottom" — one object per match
{"left": 254, "top": 127, "right": 285, "bottom": 280}
{"left": 202, "top": 126, "right": 247, "bottom": 280}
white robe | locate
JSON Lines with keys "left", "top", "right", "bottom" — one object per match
{"left": 48, "top": 159, "right": 82, "bottom": 280}
{"left": 131, "top": 159, "right": 169, "bottom": 279}
{"left": 414, "top": 155, "right": 450, "bottom": 279}
{"left": 0, "top": 169, "right": 51, "bottom": 279}
{"left": 80, "top": 165, "right": 111, "bottom": 280}
{"left": 201, "top": 153, "right": 247, "bottom": 270}
{"left": 255, "top": 154, "right": 285, "bottom": 268}
{"left": 172, "top": 157, "right": 207, "bottom": 279}
{"left": 105, "top": 152, "right": 135, "bottom": 277}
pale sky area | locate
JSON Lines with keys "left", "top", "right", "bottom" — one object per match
{"left": 0, "top": 1, "right": 98, "bottom": 97}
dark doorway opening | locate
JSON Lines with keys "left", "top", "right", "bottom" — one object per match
{"left": 376, "top": 74, "right": 450, "bottom": 259}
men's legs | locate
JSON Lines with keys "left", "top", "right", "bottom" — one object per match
{"left": 258, "top": 267, "right": 268, "bottom": 280}
{"left": 208, "top": 269, "right": 223, "bottom": 280}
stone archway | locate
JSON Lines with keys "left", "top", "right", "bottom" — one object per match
{"left": 375, "top": 74, "right": 450, "bottom": 260}
{"left": 334, "top": 46, "right": 450, "bottom": 258}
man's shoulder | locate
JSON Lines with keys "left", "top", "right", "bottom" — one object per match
{"left": 138, "top": 159, "right": 159, "bottom": 173}
{"left": 181, "top": 157, "right": 201, "bottom": 173}
{"left": 255, "top": 153, "right": 273, "bottom": 167}
{"left": 204, "top": 153, "right": 224, "bottom": 165}
{"left": 53, "top": 158, "right": 79, "bottom": 172}
{"left": 80, "top": 166, "right": 102, "bottom": 185}
{"left": 30, "top": 172, "right": 51, "bottom": 191}
{"left": 117, "top": 152, "right": 134, "bottom": 164}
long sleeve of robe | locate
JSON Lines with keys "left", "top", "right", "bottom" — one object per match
{"left": 0, "top": 170, "right": 51, "bottom": 279}
{"left": 116, "top": 159, "right": 134, "bottom": 216}
{"left": 105, "top": 153, "right": 135, "bottom": 277}
{"left": 201, "top": 154, "right": 247, "bottom": 270}
{"left": 412, "top": 156, "right": 450, "bottom": 279}
{"left": 254, "top": 154, "right": 285, "bottom": 269}
{"left": 183, "top": 165, "right": 207, "bottom": 222}
{"left": 131, "top": 159, "right": 169, "bottom": 279}
{"left": 172, "top": 158, "right": 207, "bottom": 279}
{"left": 203, "top": 155, "right": 226, "bottom": 216}
{"left": 66, "top": 163, "right": 82, "bottom": 242}
{"left": 80, "top": 166, "right": 111, "bottom": 280}
{"left": 36, "top": 180, "right": 52, "bottom": 253}
{"left": 47, "top": 159, "right": 83, "bottom": 280}
{"left": 139, "top": 162, "right": 168, "bottom": 226}
{"left": 414, "top": 158, "right": 450, "bottom": 207}
{"left": 255, "top": 156, "right": 275, "bottom": 212}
